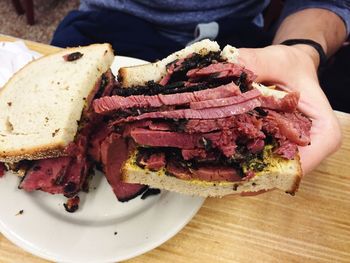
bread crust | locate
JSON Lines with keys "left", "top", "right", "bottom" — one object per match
{"left": 0, "top": 143, "right": 67, "bottom": 163}
{"left": 0, "top": 43, "right": 113, "bottom": 96}
{"left": 286, "top": 154, "right": 303, "bottom": 194}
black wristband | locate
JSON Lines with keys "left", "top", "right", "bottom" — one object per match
{"left": 280, "top": 39, "right": 327, "bottom": 70}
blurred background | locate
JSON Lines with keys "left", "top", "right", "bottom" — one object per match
{"left": 0, "top": 0, "right": 78, "bottom": 43}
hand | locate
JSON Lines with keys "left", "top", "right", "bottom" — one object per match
{"left": 238, "top": 45, "right": 342, "bottom": 175}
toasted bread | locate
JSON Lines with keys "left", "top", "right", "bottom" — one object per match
{"left": 0, "top": 44, "right": 114, "bottom": 162}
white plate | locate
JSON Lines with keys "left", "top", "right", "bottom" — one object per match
{"left": 0, "top": 56, "right": 205, "bottom": 263}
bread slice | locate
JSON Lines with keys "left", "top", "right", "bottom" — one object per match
{"left": 118, "top": 39, "right": 221, "bottom": 87}
{"left": 122, "top": 148, "right": 302, "bottom": 197}
{"left": 0, "top": 43, "right": 114, "bottom": 162}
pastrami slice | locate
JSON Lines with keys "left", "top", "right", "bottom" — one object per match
{"left": 100, "top": 133, "right": 146, "bottom": 202}
{"left": 19, "top": 157, "right": 71, "bottom": 194}
{"left": 93, "top": 82, "right": 241, "bottom": 114}
{"left": 113, "top": 98, "right": 261, "bottom": 124}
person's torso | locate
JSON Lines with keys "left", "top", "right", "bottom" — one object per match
{"left": 80, "top": 0, "right": 269, "bottom": 28}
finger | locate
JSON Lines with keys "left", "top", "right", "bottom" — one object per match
{"left": 294, "top": 77, "right": 333, "bottom": 116}
{"left": 294, "top": 80, "right": 341, "bottom": 174}
{"left": 238, "top": 47, "right": 287, "bottom": 84}
{"left": 298, "top": 116, "right": 342, "bottom": 174}
{"left": 238, "top": 48, "right": 270, "bottom": 82}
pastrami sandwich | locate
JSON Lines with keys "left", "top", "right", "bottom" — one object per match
{"left": 93, "top": 39, "right": 312, "bottom": 197}
{"left": 0, "top": 44, "right": 123, "bottom": 203}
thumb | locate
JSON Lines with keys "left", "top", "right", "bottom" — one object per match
{"left": 238, "top": 48, "right": 274, "bottom": 83}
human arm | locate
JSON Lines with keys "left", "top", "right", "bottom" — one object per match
{"left": 273, "top": 7, "right": 347, "bottom": 67}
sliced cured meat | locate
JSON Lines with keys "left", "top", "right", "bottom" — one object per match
{"left": 274, "top": 140, "right": 298, "bottom": 160}
{"left": 93, "top": 82, "right": 240, "bottom": 113}
{"left": 130, "top": 128, "right": 237, "bottom": 157}
{"left": 114, "top": 98, "right": 261, "bottom": 124}
{"left": 259, "top": 92, "right": 299, "bottom": 112}
{"left": 159, "top": 52, "right": 222, "bottom": 85}
{"left": 88, "top": 122, "right": 112, "bottom": 162}
{"left": 263, "top": 110, "right": 311, "bottom": 146}
{"left": 122, "top": 120, "right": 153, "bottom": 137}
{"left": 181, "top": 148, "right": 208, "bottom": 160}
{"left": 247, "top": 139, "right": 265, "bottom": 154}
{"left": 184, "top": 117, "right": 235, "bottom": 133}
{"left": 81, "top": 69, "right": 116, "bottom": 119}
{"left": 94, "top": 69, "right": 116, "bottom": 98}
{"left": 234, "top": 114, "right": 265, "bottom": 139}
{"left": 100, "top": 133, "right": 146, "bottom": 202}
{"left": 141, "top": 152, "right": 166, "bottom": 171}
{"left": 123, "top": 120, "right": 174, "bottom": 136}
{"left": 183, "top": 114, "right": 263, "bottom": 139}
{"left": 220, "top": 145, "right": 236, "bottom": 157}
{"left": 190, "top": 89, "right": 261, "bottom": 109}
{"left": 20, "top": 115, "right": 96, "bottom": 196}
{"left": 166, "top": 161, "right": 242, "bottom": 182}
{"left": 190, "top": 165, "right": 242, "bottom": 182}
{"left": 19, "top": 154, "right": 90, "bottom": 198}
{"left": 64, "top": 134, "right": 92, "bottom": 197}
{"left": 19, "top": 157, "right": 71, "bottom": 194}
{"left": 130, "top": 128, "right": 200, "bottom": 149}
{"left": 187, "top": 63, "right": 256, "bottom": 83}
{"left": 148, "top": 121, "right": 173, "bottom": 131}
{"left": 62, "top": 155, "right": 89, "bottom": 197}
{"left": 159, "top": 58, "right": 185, "bottom": 85}
{"left": 145, "top": 153, "right": 166, "bottom": 171}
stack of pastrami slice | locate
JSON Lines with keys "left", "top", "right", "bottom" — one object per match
{"left": 92, "top": 40, "right": 312, "bottom": 198}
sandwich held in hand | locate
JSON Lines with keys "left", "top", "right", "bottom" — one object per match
{"left": 93, "top": 39, "right": 311, "bottom": 197}
{"left": 0, "top": 40, "right": 312, "bottom": 211}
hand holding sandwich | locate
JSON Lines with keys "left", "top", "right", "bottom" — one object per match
{"left": 238, "top": 44, "right": 341, "bottom": 175}
{"left": 238, "top": 8, "right": 346, "bottom": 175}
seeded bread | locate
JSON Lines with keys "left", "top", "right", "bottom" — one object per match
{"left": 0, "top": 44, "right": 114, "bottom": 162}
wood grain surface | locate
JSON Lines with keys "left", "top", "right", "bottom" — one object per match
{"left": 0, "top": 36, "right": 349, "bottom": 263}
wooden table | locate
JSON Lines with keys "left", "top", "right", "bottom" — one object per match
{"left": 1, "top": 35, "right": 349, "bottom": 263}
